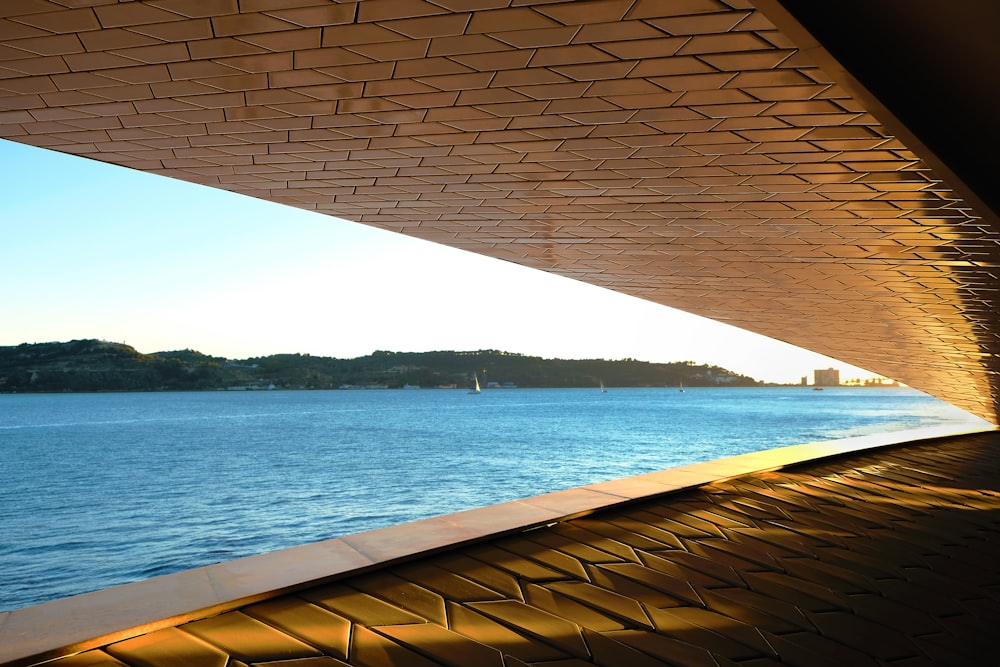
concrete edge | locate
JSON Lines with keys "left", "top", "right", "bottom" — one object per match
{"left": 1, "top": 421, "right": 993, "bottom": 666}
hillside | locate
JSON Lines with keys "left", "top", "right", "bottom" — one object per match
{"left": 0, "top": 340, "right": 761, "bottom": 393}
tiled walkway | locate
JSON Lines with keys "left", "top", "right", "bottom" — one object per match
{"left": 32, "top": 432, "right": 1000, "bottom": 666}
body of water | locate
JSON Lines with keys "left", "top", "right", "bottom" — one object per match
{"left": 0, "top": 386, "right": 984, "bottom": 611}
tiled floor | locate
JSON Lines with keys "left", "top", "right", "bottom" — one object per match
{"left": 35, "top": 430, "right": 1000, "bottom": 667}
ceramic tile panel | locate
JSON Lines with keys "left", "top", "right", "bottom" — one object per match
{"left": 299, "top": 584, "right": 428, "bottom": 627}
{"left": 345, "top": 625, "right": 442, "bottom": 667}
{"left": 104, "top": 628, "right": 230, "bottom": 667}
{"left": 389, "top": 562, "right": 509, "bottom": 603}
{"left": 491, "top": 539, "right": 590, "bottom": 580}
{"left": 43, "top": 653, "right": 130, "bottom": 667}
{"left": 241, "top": 598, "right": 352, "bottom": 659}
{"left": 349, "top": 574, "right": 448, "bottom": 625}
{"left": 179, "top": 613, "right": 322, "bottom": 663}
{"left": 618, "top": 629, "right": 745, "bottom": 667}
{"left": 645, "top": 608, "right": 765, "bottom": 662}
{"left": 445, "top": 602, "right": 570, "bottom": 662}
{"left": 429, "top": 553, "right": 525, "bottom": 600}
{"left": 374, "top": 622, "right": 506, "bottom": 667}
{"left": 544, "top": 580, "right": 655, "bottom": 630}
{"left": 763, "top": 632, "right": 879, "bottom": 667}
{"left": 1, "top": 0, "right": 997, "bottom": 420}
{"left": 540, "top": 523, "right": 640, "bottom": 563}
{"left": 521, "top": 582, "right": 627, "bottom": 632}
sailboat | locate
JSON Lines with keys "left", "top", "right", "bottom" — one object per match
{"left": 600, "top": 380, "right": 607, "bottom": 393}
{"left": 679, "top": 380, "right": 685, "bottom": 393}
{"left": 469, "top": 373, "right": 481, "bottom": 394}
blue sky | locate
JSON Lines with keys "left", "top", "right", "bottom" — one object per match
{"left": 0, "top": 138, "right": 877, "bottom": 384}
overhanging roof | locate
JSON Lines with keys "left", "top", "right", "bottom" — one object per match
{"left": 1, "top": 0, "right": 997, "bottom": 420}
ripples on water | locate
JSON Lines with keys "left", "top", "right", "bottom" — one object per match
{"left": 0, "top": 387, "right": 984, "bottom": 611}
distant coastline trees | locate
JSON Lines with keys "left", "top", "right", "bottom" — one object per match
{"left": 0, "top": 339, "right": 762, "bottom": 393}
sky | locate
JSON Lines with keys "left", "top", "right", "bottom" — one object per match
{"left": 0, "top": 138, "right": 881, "bottom": 384}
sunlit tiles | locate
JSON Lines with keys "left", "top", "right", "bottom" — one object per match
{"left": 1, "top": 1, "right": 997, "bottom": 419}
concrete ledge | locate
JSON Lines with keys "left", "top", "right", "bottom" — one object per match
{"left": 0, "top": 422, "right": 992, "bottom": 666}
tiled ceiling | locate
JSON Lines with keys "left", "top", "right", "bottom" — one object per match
{"left": 1, "top": 0, "right": 997, "bottom": 421}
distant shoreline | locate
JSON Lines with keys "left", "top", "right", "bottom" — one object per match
{"left": 1, "top": 339, "right": 896, "bottom": 394}
{"left": 1, "top": 383, "right": 905, "bottom": 395}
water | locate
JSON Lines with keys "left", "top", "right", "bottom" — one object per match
{"left": 0, "top": 387, "right": 984, "bottom": 612}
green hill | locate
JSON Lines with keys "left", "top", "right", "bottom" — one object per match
{"left": 0, "top": 339, "right": 761, "bottom": 393}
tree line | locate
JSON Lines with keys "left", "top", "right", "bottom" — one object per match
{"left": 0, "top": 339, "right": 761, "bottom": 393}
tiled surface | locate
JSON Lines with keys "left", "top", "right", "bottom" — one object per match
{"left": 1, "top": 423, "right": 980, "bottom": 667}
{"left": 10, "top": 428, "right": 998, "bottom": 667}
{"left": 2, "top": 4, "right": 998, "bottom": 665}
{"left": 0, "top": 1, "right": 997, "bottom": 420}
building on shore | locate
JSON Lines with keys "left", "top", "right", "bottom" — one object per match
{"left": 814, "top": 367, "right": 841, "bottom": 387}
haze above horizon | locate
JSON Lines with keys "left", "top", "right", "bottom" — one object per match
{"left": 2, "top": 138, "right": 879, "bottom": 384}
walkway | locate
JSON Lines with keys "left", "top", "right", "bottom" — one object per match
{"left": 10, "top": 430, "right": 1000, "bottom": 666}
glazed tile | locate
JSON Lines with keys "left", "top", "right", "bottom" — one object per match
{"left": 637, "top": 550, "right": 736, "bottom": 590}
{"left": 298, "top": 585, "right": 426, "bottom": 626}
{"left": 520, "top": 583, "right": 625, "bottom": 633}
{"left": 542, "top": 581, "right": 655, "bottom": 630}
{"left": 430, "top": 554, "right": 524, "bottom": 600}
{"left": 843, "top": 593, "right": 941, "bottom": 636}
{"left": 764, "top": 631, "right": 879, "bottom": 667}
{"left": 584, "top": 564, "right": 685, "bottom": 610}
{"left": 523, "top": 530, "right": 629, "bottom": 566}
{"left": 699, "top": 588, "right": 811, "bottom": 634}
{"left": 741, "top": 570, "right": 849, "bottom": 613}
{"left": 241, "top": 598, "right": 351, "bottom": 659}
{"left": 350, "top": 575, "right": 448, "bottom": 626}
{"left": 372, "top": 623, "right": 504, "bottom": 667}
{"left": 645, "top": 607, "right": 766, "bottom": 661}
{"left": 595, "top": 562, "right": 705, "bottom": 608}
{"left": 347, "top": 626, "right": 442, "bottom": 667}
{"left": 601, "top": 629, "right": 726, "bottom": 667}
{"left": 445, "top": 602, "right": 568, "bottom": 663}
{"left": 387, "top": 562, "right": 507, "bottom": 603}
{"left": 42, "top": 652, "right": 129, "bottom": 667}
{"left": 179, "top": 613, "right": 322, "bottom": 663}
{"left": 649, "top": 606, "right": 778, "bottom": 658}
{"left": 640, "top": 549, "right": 746, "bottom": 588}
{"left": 544, "top": 524, "right": 641, "bottom": 562}
{"left": 569, "top": 517, "right": 691, "bottom": 550}
{"left": 104, "top": 627, "right": 229, "bottom": 667}
{"left": 465, "top": 600, "right": 589, "bottom": 659}
{"left": 581, "top": 629, "right": 674, "bottom": 667}
{"left": 249, "top": 658, "right": 349, "bottom": 667}
{"left": 804, "top": 610, "right": 919, "bottom": 662}
{"left": 463, "top": 545, "right": 569, "bottom": 582}
{"left": 600, "top": 516, "right": 687, "bottom": 550}
{"left": 491, "top": 539, "right": 589, "bottom": 580}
